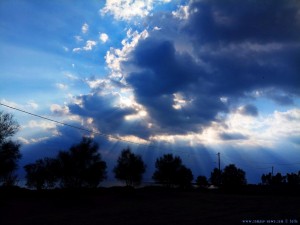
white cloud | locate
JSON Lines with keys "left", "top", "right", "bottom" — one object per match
{"left": 1, "top": 99, "right": 38, "bottom": 111}
{"left": 26, "top": 120, "right": 56, "bottom": 130}
{"left": 56, "top": 83, "right": 68, "bottom": 90}
{"left": 73, "top": 40, "right": 97, "bottom": 52}
{"left": 74, "top": 35, "right": 83, "bottom": 42}
{"left": 105, "top": 29, "right": 148, "bottom": 79}
{"left": 148, "top": 108, "right": 300, "bottom": 150}
{"left": 26, "top": 101, "right": 38, "bottom": 110}
{"left": 172, "top": 5, "right": 189, "bottom": 20}
{"left": 99, "top": 33, "right": 109, "bottom": 43}
{"left": 64, "top": 72, "right": 79, "bottom": 80}
{"left": 83, "top": 40, "right": 97, "bottom": 51}
{"left": 100, "top": 0, "right": 171, "bottom": 21}
{"left": 81, "top": 23, "right": 89, "bottom": 34}
{"left": 72, "top": 47, "right": 81, "bottom": 52}
{"left": 50, "top": 104, "right": 70, "bottom": 116}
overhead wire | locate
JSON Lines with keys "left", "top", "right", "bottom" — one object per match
{"left": 0, "top": 102, "right": 152, "bottom": 147}
{"left": 1, "top": 102, "right": 300, "bottom": 168}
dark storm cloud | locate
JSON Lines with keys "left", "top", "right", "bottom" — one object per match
{"left": 68, "top": 92, "right": 151, "bottom": 138}
{"left": 186, "top": 0, "right": 300, "bottom": 44}
{"left": 239, "top": 104, "right": 258, "bottom": 117}
{"left": 125, "top": 38, "right": 228, "bottom": 134}
{"left": 120, "top": 0, "right": 300, "bottom": 136}
{"left": 219, "top": 132, "right": 248, "bottom": 141}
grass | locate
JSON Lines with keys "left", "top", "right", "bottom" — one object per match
{"left": 1, "top": 186, "right": 299, "bottom": 225}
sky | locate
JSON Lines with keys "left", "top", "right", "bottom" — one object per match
{"left": 0, "top": 0, "right": 300, "bottom": 184}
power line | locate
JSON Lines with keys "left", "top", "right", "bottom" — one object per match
{"left": 1, "top": 102, "right": 300, "bottom": 168}
{"left": 0, "top": 102, "right": 152, "bottom": 147}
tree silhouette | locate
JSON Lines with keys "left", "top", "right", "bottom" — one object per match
{"left": 176, "top": 165, "right": 193, "bottom": 189}
{"left": 272, "top": 172, "right": 286, "bottom": 185}
{"left": 222, "top": 164, "right": 247, "bottom": 188}
{"left": 286, "top": 172, "right": 300, "bottom": 186}
{"left": 0, "top": 111, "right": 21, "bottom": 186}
{"left": 24, "top": 157, "right": 59, "bottom": 190}
{"left": 56, "top": 137, "right": 107, "bottom": 188}
{"left": 113, "top": 148, "right": 146, "bottom": 187}
{"left": 196, "top": 175, "right": 208, "bottom": 187}
{"left": 261, "top": 172, "right": 290, "bottom": 186}
{"left": 152, "top": 154, "right": 193, "bottom": 188}
{"left": 210, "top": 168, "right": 222, "bottom": 186}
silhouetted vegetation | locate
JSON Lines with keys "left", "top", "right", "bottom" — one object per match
{"left": 209, "top": 165, "right": 246, "bottom": 188}
{"left": 113, "top": 148, "right": 146, "bottom": 187}
{"left": 24, "top": 137, "right": 107, "bottom": 189}
{"left": 24, "top": 157, "right": 59, "bottom": 190}
{"left": 261, "top": 171, "right": 300, "bottom": 186}
{"left": 152, "top": 154, "right": 193, "bottom": 188}
{"left": 56, "top": 137, "right": 107, "bottom": 188}
{"left": 210, "top": 168, "right": 222, "bottom": 186}
{"left": 0, "top": 111, "right": 21, "bottom": 186}
{"left": 222, "top": 164, "right": 247, "bottom": 188}
{"left": 196, "top": 175, "right": 208, "bottom": 187}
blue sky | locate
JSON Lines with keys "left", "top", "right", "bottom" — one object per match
{"left": 1, "top": 0, "right": 300, "bottom": 184}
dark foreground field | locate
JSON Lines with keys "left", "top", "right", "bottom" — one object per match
{"left": 1, "top": 186, "right": 299, "bottom": 225}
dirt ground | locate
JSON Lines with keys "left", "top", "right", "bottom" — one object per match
{"left": 1, "top": 187, "right": 299, "bottom": 225}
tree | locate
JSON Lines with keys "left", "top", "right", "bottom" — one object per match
{"left": 56, "top": 137, "right": 107, "bottom": 188}
{"left": 24, "top": 157, "right": 59, "bottom": 190}
{"left": 196, "top": 175, "right": 208, "bottom": 187}
{"left": 176, "top": 165, "right": 194, "bottom": 189}
{"left": 0, "top": 111, "right": 21, "bottom": 186}
{"left": 113, "top": 148, "right": 146, "bottom": 187}
{"left": 222, "top": 164, "right": 247, "bottom": 188}
{"left": 152, "top": 154, "right": 193, "bottom": 188}
{"left": 272, "top": 172, "right": 286, "bottom": 185}
{"left": 261, "top": 172, "right": 289, "bottom": 186}
{"left": 0, "top": 111, "right": 19, "bottom": 143}
{"left": 210, "top": 168, "right": 222, "bottom": 186}
{"left": 286, "top": 172, "right": 300, "bottom": 186}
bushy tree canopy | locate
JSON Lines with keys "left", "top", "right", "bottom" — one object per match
{"left": 0, "top": 111, "right": 21, "bottom": 186}
{"left": 222, "top": 164, "right": 247, "bottom": 187}
{"left": 56, "top": 137, "right": 107, "bottom": 188}
{"left": 24, "top": 157, "right": 59, "bottom": 190}
{"left": 152, "top": 154, "right": 193, "bottom": 188}
{"left": 113, "top": 148, "right": 146, "bottom": 187}
{"left": 196, "top": 175, "right": 208, "bottom": 187}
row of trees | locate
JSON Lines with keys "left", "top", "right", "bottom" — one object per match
{"left": 0, "top": 111, "right": 299, "bottom": 189}
{"left": 23, "top": 137, "right": 250, "bottom": 190}
{"left": 261, "top": 172, "right": 300, "bottom": 186}
{"left": 23, "top": 138, "right": 195, "bottom": 189}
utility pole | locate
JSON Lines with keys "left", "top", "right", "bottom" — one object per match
{"left": 271, "top": 166, "right": 274, "bottom": 176}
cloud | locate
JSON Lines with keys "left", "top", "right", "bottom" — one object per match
{"left": 81, "top": 23, "right": 89, "bottom": 34}
{"left": 219, "top": 132, "right": 248, "bottom": 141}
{"left": 112, "top": 0, "right": 300, "bottom": 137}
{"left": 74, "top": 35, "right": 83, "bottom": 42}
{"left": 83, "top": 40, "right": 97, "bottom": 51}
{"left": 73, "top": 40, "right": 97, "bottom": 52}
{"left": 50, "top": 104, "right": 70, "bottom": 116}
{"left": 45, "top": 0, "right": 300, "bottom": 149}
{"left": 100, "top": 0, "right": 171, "bottom": 21}
{"left": 55, "top": 83, "right": 68, "bottom": 90}
{"left": 1, "top": 99, "right": 38, "bottom": 111}
{"left": 99, "top": 33, "right": 109, "bottom": 43}
{"left": 238, "top": 104, "right": 258, "bottom": 117}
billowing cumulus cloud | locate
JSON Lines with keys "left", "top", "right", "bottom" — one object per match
{"left": 114, "top": 0, "right": 300, "bottom": 137}
{"left": 101, "top": 0, "right": 171, "bottom": 21}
